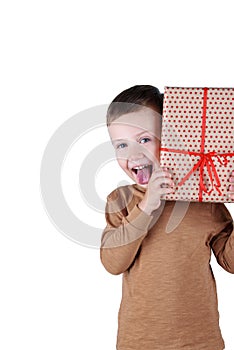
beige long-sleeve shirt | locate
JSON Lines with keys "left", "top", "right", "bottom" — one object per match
{"left": 100, "top": 184, "right": 234, "bottom": 350}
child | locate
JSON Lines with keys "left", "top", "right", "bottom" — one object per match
{"left": 100, "top": 85, "right": 234, "bottom": 350}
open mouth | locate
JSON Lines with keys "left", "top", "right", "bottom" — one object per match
{"left": 131, "top": 164, "right": 153, "bottom": 184}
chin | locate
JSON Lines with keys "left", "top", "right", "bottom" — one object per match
{"left": 133, "top": 178, "right": 148, "bottom": 187}
{"left": 137, "top": 182, "right": 148, "bottom": 187}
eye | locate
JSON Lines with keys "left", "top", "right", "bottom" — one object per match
{"left": 116, "top": 143, "right": 128, "bottom": 150}
{"left": 139, "top": 137, "right": 151, "bottom": 144}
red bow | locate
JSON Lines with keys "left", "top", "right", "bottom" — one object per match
{"left": 160, "top": 148, "right": 232, "bottom": 197}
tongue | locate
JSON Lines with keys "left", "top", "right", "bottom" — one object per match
{"left": 136, "top": 167, "right": 151, "bottom": 184}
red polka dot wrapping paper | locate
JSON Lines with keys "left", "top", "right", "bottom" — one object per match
{"left": 159, "top": 86, "right": 234, "bottom": 202}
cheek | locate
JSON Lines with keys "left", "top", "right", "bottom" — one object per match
{"left": 117, "top": 158, "right": 129, "bottom": 171}
{"left": 153, "top": 141, "right": 161, "bottom": 158}
{"left": 146, "top": 143, "right": 160, "bottom": 160}
{"left": 155, "top": 146, "right": 160, "bottom": 159}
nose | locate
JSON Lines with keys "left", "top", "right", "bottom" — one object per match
{"left": 128, "top": 152, "right": 144, "bottom": 162}
{"left": 128, "top": 143, "right": 145, "bottom": 161}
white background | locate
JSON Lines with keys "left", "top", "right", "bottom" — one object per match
{"left": 1, "top": 0, "right": 234, "bottom": 349}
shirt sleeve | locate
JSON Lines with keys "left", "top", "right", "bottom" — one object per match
{"left": 210, "top": 202, "right": 234, "bottom": 274}
{"left": 100, "top": 189, "right": 154, "bottom": 275}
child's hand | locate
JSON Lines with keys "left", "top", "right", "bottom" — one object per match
{"left": 138, "top": 167, "right": 174, "bottom": 215}
{"left": 228, "top": 170, "right": 234, "bottom": 201}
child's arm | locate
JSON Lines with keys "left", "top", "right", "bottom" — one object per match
{"left": 210, "top": 203, "right": 234, "bottom": 273}
{"left": 210, "top": 171, "right": 234, "bottom": 274}
{"left": 100, "top": 189, "right": 154, "bottom": 275}
{"left": 100, "top": 169, "right": 174, "bottom": 275}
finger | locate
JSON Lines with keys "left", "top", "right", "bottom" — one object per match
{"left": 152, "top": 165, "right": 170, "bottom": 173}
{"left": 228, "top": 184, "right": 234, "bottom": 192}
{"left": 228, "top": 193, "right": 234, "bottom": 200}
{"left": 158, "top": 186, "right": 175, "bottom": 195}
{"left": 160, "top": 179, "right": 175, "bottom": 188}
{"left": 228, "top": 170, "right": 234, "bottom": 181}
{"left": 161, "top": 167, "right": 173, "bottom": 176}
{"left": 159, "top": 181, "right": 175, "bottom": 192}
{"left": 151, "top": 176, "right": 174, "bottom": 186}
{"left": 151, "top": 169, "right": 172, "bottom": 180}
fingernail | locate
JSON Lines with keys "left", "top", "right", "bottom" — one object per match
{"left": 228, "top": 193, "right": 234, "bottom": 200}
{"left": 229, "top": 185, "right": 234, "bottom": 191}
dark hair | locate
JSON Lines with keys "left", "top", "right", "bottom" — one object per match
{"left": 106, "top": 85, "right": 163, "bottom": 126}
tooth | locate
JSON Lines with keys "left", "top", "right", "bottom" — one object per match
{"left": 133, "top": 165, "right": 150, "bottom": 170}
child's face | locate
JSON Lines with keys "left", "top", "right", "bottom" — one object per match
{"left": 108, "top": 107, "right": 162, "bottom": 187}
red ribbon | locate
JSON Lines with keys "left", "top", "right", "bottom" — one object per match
{"left": 160, "top": 87, "right": 234, "bottom": 201}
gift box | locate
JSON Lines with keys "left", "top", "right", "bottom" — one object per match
{"left": 159, "top": 87, "right": 234, "bottom": 202}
